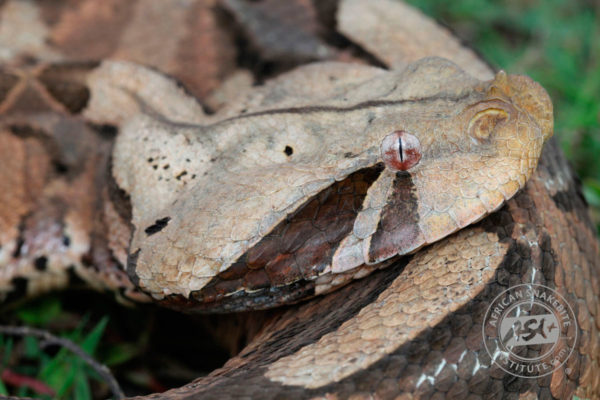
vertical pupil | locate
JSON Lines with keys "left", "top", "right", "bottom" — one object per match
{"left": 398, "top": 137, "right": 403, "bottom": 162}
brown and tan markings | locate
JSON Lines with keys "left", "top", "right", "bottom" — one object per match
{"left": 163, "top": 164, "right": 386, "bottom": 312}
{"left": 115, "top": 57, "right": 552, "bottom": 311}
{"left": 134, "top": 140, "right": 600, "bottom": 400}
{"left": 0, "top": 0, "right": 598, "bottom": 399}
{"left": 0, "top": 62, "right": 146, "bottom": 304}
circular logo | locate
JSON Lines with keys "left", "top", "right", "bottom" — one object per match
{"left": 482, "top": 284, "right": 577, "bottom": 378}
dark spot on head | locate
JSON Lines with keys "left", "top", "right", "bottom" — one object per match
{"left": 62, "top": 235, "right": 71, "bottom": 247}
{"left": 53, "top": 161, "right": 69, "bottom": 174}
{"left": 144, "top": 217, "right": 171, "bottom": 235}
{"left": 148, "top": 157, "right": 154, "bottom": 163}
{"left": 191, "top": 174, "right": 197, "bottom": 179}
{"left": 176, "top": 171, "right": 188, "bottom": 180}
{"left": 163, "top": 164, "right": 170, "bottom": 170}
{"left": 34, "top": 256, "right": 48, "bottom": 271}
{"left": 93, "top": 124, "right": 118, "bottom": 139}
{"left": 186, "top": 158, "right": 191, "bottom": 162}
{"left": 284, "top": 146, "right": 293, "bottom": 156}
{"left": 127, "top": 248, "right": 141, "bottom": 286}
{"left": 12, "top": 237, "right": 24, "bottom": 258}
{"left": 210, "top": 157, "right": 216, "bottom": 162}
{"left": 153, "top": 165, "right": 158, "bottom": 170}
{"left": 240, "top": 108, "right": 247, "bottom": 114}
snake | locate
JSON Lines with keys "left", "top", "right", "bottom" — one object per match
{"left": 0, "top": 0, "right": 599, "bottom": 399}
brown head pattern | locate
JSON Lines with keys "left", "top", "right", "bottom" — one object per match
{"left": 110, "top": 57, "right": 553, "bottom": 310}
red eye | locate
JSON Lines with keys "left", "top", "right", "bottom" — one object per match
{"left": 380, "top": 130, "right": 421, "bottom": 171}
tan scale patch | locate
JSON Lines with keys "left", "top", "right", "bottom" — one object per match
{"left": 0, "top": 129, "right": 48, "bottom": 274}
{"left": 83, "top": 61, "right": 206, "bottom": 126}
{"left": 265, "top": 227, "right": 509, "bottom": 388}
{"left": 337, "top": 0, "right": 493, "bottom": 80}
{"left": 0, "top": 0, "right": 61, "bottom": 63}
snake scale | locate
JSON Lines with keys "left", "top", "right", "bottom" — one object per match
{"left": 0, "top": 0, "right": 599, "bottom": 399}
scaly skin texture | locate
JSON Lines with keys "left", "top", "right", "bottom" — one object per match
{"left": 133, "top": 139, "right": 600, "bottom": 400}
{"left": 0, "top": 63, "right": 148, "bottom": 304}
{"left": 113, "top": 58, "right": 552, "bottom": 311}
{"left": 0, "top": 1, "right": 597, "bottom": 398}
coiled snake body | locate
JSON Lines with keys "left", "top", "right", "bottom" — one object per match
{"left": 0, "top": 0, "right": 598, "bottom": 398}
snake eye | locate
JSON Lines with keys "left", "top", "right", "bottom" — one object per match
{"left": 468, "top": 108, "right": 508, "bottom": 142}
{"left": 380, "top": 130, "right": 421, "bottom": 171}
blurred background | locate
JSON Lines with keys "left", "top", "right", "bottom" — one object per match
{"left": 0, "top": 0, "right": 598, "bottom": 398}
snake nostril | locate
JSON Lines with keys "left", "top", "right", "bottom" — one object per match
{"left": 380, "top": 130, "right": 421, "bottom": 171}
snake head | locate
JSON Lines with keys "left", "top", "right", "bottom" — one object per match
{"left": 111, "top": 58, "right": 554, "bottom": 309}
{"left": 337, "top": 59, "right": 555, "bottom": 271}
